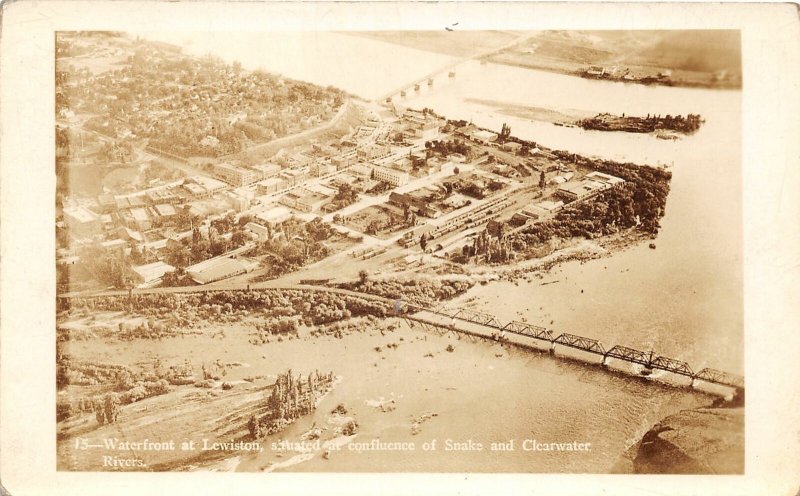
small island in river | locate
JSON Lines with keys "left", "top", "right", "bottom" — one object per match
{"left": 576, "top": 113, "right": 704, "bottom": 137}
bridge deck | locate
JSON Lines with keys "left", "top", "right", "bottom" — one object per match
{"left": 410, "top": 308, "right": 742, "bottom": 390}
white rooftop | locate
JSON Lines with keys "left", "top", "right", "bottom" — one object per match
{"left": 191, "top": 176, "right": 227, "bottom": 191}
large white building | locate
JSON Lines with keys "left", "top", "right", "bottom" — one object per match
{"left": 131, "top": 261, "right": 175, "bottom": 288}
{"left": 252, "top": 163, "right": 282, "bottom": 180}
{"left": 471, "top": 130, "right": 499, "bottom": 144}
{"left": 63, "top": 206, "right": 101, "bottom": 236}
{"left": 214, "top": 163, "right": 260, "bottom": 186}
{"left": 255, "top": 206, "right": 292, "bottom": 226}
{"left": 556, "top": 171, "right": 625, "bottom": 202}
{"left": 371, "top": 164, "right": 410, "bottom": 187}
{"left": 257, "top": 177, "right": 288, "bottom": 195}
{"left": 186, "top": 257, "right": 257, "bottom": 285}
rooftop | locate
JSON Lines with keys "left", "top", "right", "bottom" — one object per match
{"left": 585, "top": 171, "right": 625, "bottom": 186}
{"left": 63, "top": 206, "right": 99, "bottom": 224}
{"left": 472, "top": 130, "right": 498, "bottom": 142}
{"left": 191, "top": 176, "right": 227, "bottom": 191}
{"left": 154, "top": 204, "right": 178, "bottom": 216}
{"left": 130, "top": 208, "right": 150, "bottom": 222}
{"left": 256, "top": 206, "right": 292, "bottom": 224}
{"left": 186, "top": 257, "right": 255, "bottom": 284}
{"left": 132, "top": 261, "right": 175, "bottom": 284}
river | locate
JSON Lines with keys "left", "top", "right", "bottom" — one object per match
{"left": 399, "top": 60, "right": 742, "bottom": 375}
{"left": 137, "top": 31, "right": 743, "bottom": 471}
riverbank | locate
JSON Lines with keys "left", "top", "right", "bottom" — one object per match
{"left": 57, "top": 299, "right": 720, "bottom": 473}
{"left": 349, "top": 30, "right": 742, "bottom": 91}
{"left": 611, "top": 400, "right": 744, "bottom": 474}
{"left": 485, "top": 30, "right": 742, "bottom": 90}
{"left": 488, "top": 53, "right": 742, "bottom": 90}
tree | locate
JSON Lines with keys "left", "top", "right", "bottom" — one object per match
{"left": 419, "top": 233, "right": 428, "bottom": 251}
{"left": 248, "top": 414, "right": 263, "bottom": 438}
{"left": 335, "top": 183, "right": 358, "bottom": 206}
{"left": 365, "top": 220, "right": 382, "bottom": 235}
{"left": 231, "top": 229, "right": 249, "bottom": 247}
{"left": 95, "top": 393, "right": 121, "bottom": 425}
{"left": 453, "top": 166, "right": 460, "bottom": 175}
{"left": 499, "top": 123, "right": 511, "bottom": 143}
{"left": 161, "top": 267, "right": 189, "bottom": 287}
{"left": 56, "top": 342, "right": 70, "bottom": 390}
{"left": 539, "top": 171, "right": 546, "bottom": 188}
{"left": 358, "top": 270, "right": 369, "bottom": 284}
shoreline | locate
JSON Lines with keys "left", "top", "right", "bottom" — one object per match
{"left": 56, "top": 312, "right": 733, "bottom": 473}
{"left": 486, "top": 55, "right": 742, "bottom": 91}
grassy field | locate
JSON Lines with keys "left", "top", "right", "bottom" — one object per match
{"left": 488, "top": 30, "right": 742, "bottom": 89}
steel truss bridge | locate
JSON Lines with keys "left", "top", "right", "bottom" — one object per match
{"left": 402, "top": 303, "right": 744, "bottom": 391}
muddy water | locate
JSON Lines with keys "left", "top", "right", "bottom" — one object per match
{"left": 429, "top": 63, "right": 744, "bottom": 374}
{"left": 254, "top": 329, "right": 713, "bottom": 473}
{"left": 65, "top": 322, "right": 713, "bottom": 473}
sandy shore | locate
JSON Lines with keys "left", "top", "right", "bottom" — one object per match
{"left": 465, "top": 98, "right": 594, "bottom": 125}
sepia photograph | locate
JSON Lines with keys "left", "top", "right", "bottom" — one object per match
{"left": 3, "top": 1, "right": 800, "bottom": 494}
{"left": 53, "top": 28, "right": 746, "bottom": 474}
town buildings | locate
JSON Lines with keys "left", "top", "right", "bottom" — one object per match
{"left": 279, "top": 188, "right": 332, "bottom": 213}
{"left": 257, "top": 177, "right": 288, "bottom": 195}
{"left": 371, "top": 164, "right": 410, "bottom": 187}
{"left": 214, "top": 163, "right": 260, "bottom": 186}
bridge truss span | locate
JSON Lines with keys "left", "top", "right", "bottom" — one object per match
{"left": 451, "top": 308, "right": 503, "bottom": 329}
{"left": 501, "top": 321, "right": 553, "bottom": 341}
{"left": 650, "top": 356, "right": 694, "bottom": 377}
{"left": 603, "top": 345, "right": 652, "bottom": 366}
{"left": 694, "top": 368, "right": 745, "bottom": 389}
{"left": 553, "top": 333, "right": 607, "bottom": 355}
